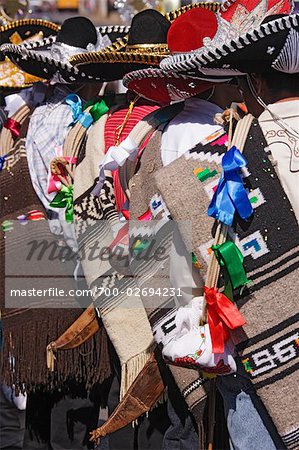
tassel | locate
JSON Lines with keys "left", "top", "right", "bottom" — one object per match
{"left": 46, "top": 345, "right": 56, "bottom": 372}
{"left": 114, "top": 96, "right": 140, "bottom": 145}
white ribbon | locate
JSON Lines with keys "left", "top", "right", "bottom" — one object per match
{"left": 5, "top": 93, "right": 27, "bottom": 117}
{"left": 4, "top": 83, "right": 47, "bottom": 116}
{"left": 2, "top": 384, "right": 27, "bottom": 410}
{"left": 50, "top": 33, "right": 112, "bottom": 65}
{"left": 92, "top": 136, "right": 138, "bottom": 196}
{"left": 175, "top": 296, "right": 204, "bottom": 336}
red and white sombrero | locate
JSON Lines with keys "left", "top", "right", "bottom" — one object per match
{"left": 160, "top": 0, "right": 293, "bottom": 75}
{"left": 123, "top": 7, "right": 232, "bottom": 104}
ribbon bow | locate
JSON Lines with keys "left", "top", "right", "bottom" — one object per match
{"left": 49, "top": 185, "right": 74, "bottom": 223}
{"left": 208, "top": 146, "right": 253, "bottom": 226}
{"left": 204, "top": 286, "right": 246, "bottom": 354}
{"left": 4, "top": 118, "right": 21, "bottom": 138}
{"left": 66, "top": 94, "right": 93, "bottom": 129}
{"left": 92, "top": 136, "right": 138, "bottom": 196}
{"left": 212, "top": 241, "right": 250, "bottom": 291}
{"left": 0, "top": 154, "right": 7, "bottom": 171}
{"left": 90, "top": 100, "right": 109, "bottom": 122}
{"left": 48, "top": 155, "right": 77, "bottom": 194}
{"left": 84, "top": 98, "right": 109, "bottom": 122}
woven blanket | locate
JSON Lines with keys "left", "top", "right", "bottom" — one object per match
{"left": 128, "top": 128, "right": 228, "bottom": 448}
{"left": 0, "top": 131, "right": 107, "bottom": 392}
{"left": 154, "top": 119, "right": 299, "bottom": 449}
{"left": 73, "top": 109, "right": 155, "bottom": 399}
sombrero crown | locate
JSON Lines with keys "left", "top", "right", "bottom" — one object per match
{"left": 70, "top": 10, "right": 171, "bottom": 67}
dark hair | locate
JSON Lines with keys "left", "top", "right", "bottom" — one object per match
{"left": 261, "top": 72, "right": 299, "bottom": 96}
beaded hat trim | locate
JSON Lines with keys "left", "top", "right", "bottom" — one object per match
{"left": 69, "top": 2, "right": 220, "bottom": 67}
{"left": 162, "top": 13, "right": 299, "bottom": 75}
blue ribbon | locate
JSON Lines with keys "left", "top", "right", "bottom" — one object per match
{"left": 0, "top": 154, "right": 7, "bottom": 171}
{"left": 208, "top": 146, "right": 253, "bottom": 226}
{"left": 65, "top": 94, "right": 94, "bottom": 128}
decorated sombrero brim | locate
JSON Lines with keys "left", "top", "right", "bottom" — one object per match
{"left": 123, "top": 67, "right": 231, "bottom": 104}
{"left": 173, "top": 13, "right": 299, "bottom": 77}
{"left": 160, "top": 1, "right": 294, "bottom": 76}
{"left": 1, "top": 25, "right": 130, "bottom": 83}
{"left": 68, "top": 2, "right": 220, "bottom": 80}
{"left": 0, "top": 18, "right": 59, "bottom": 60}
{"left": 0, "top": 56, "right": 43, "bottom": 88}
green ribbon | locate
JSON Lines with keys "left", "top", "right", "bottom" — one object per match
{"left": 133, "top": 239, "right": 151, "bottom": 255}
{"left": 83, "top": 97, "right": 97, "bottom": 109}
{"left": 90, "top": 100, "right": 109, "bottom": 122}
{"left": 1, "top": 220, "right": 14, "bottom": 232}
{"left": 49, "top": 185, "right": 74, "bottom": 223}
{"left": 212, "top": 241, "right": 250, "bottom": 298}
{"left": 84, "top": 98, "right": 109, "bottom": 122}
{"left": 192, "top": 253, "right": 197, "bottom": 264}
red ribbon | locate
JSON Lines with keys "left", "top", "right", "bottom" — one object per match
{"left": 121, "top": 209, "right": 130, "bottom": 220}
{"left": 138, "top": 208, "right": 152, "bottom": 222}
{"left": 4, "top": 118, "right": 21, "bottom": 138}
{"left": 204, "top": 286, "right": 246, "bottom": 354}
{"left": 109, "top": 222, "right": 129, "bottom": 251}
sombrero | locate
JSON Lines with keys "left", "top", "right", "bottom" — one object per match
{"left": 0, "top": 21, "right": 56, "bottom": 88}
{"left": 0, "top": 20, "right": 58, "bottom": 89}
{"left": 68, "top": 3, "right": 220, "bottom": 81}
{"left": 123, "top": 7, "right": 232, "bottom": 105}
{"left": 160, "top": 0, "right": 293, "bottom": 76}
{"left": 0, "top": 18, "right": 59, "bottom": 60}
{"left": 1, "top": 17, "right": 129, "bottom": 83}
{"left": 178, "top": 13, "right": 299, "bottom": 77}
{"left": 0, "top": 56, "right": 43, "bottom": 89}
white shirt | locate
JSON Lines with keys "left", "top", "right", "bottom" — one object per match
{"left": 161, "top": 98, "right": 223, "bottom": 166}
{"left": 259, "top": 100, "right": 299, "bottom": 222}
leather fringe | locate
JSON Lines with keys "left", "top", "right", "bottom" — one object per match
{"left": 1, "top": 309, "right": 112, "bottom": 394}
{"left": 119, "top": 344, "right": 155, "bottom": 400}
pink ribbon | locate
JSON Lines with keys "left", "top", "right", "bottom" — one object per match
{"left": 47, "top": 155, "right": 77, "bottom": 194}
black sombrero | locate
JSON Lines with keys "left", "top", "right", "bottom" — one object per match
{"left": 0, "top": 19, "right": 59, "bottom": 89}
{"left": 69, "top": 9, "right": 170, "bottom": 81}
{"left": 160, "top": 0, "right": 293, "bottom": 76}
{"left": 68, "top": 3, "right": 220, "bottom": 81}
{"left": 1, "top": 17, "right": 130, "bottom": 83}
{"left": 0, "top": 18, "right": 59, "bottom": 61}
{"left": 180, "top": 13, "right": 299, "bottom": 77}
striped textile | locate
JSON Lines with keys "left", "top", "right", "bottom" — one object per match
{"left": 104, "top": 104, "right": 158, "bottom": 211}
{"left": 129, "top": 130, "right": 213, "bottom": 447}
{"left": 73, "top": 111, "right": 155, "bottom": 399}
{"left": 154, "top": 119, "right": 299, "bottom": 447}
{"left": 0, "top": 106, "right": 7, "bottom": 132}
{"left": 0, "top": 135, "right": 104, "bottom": 393}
